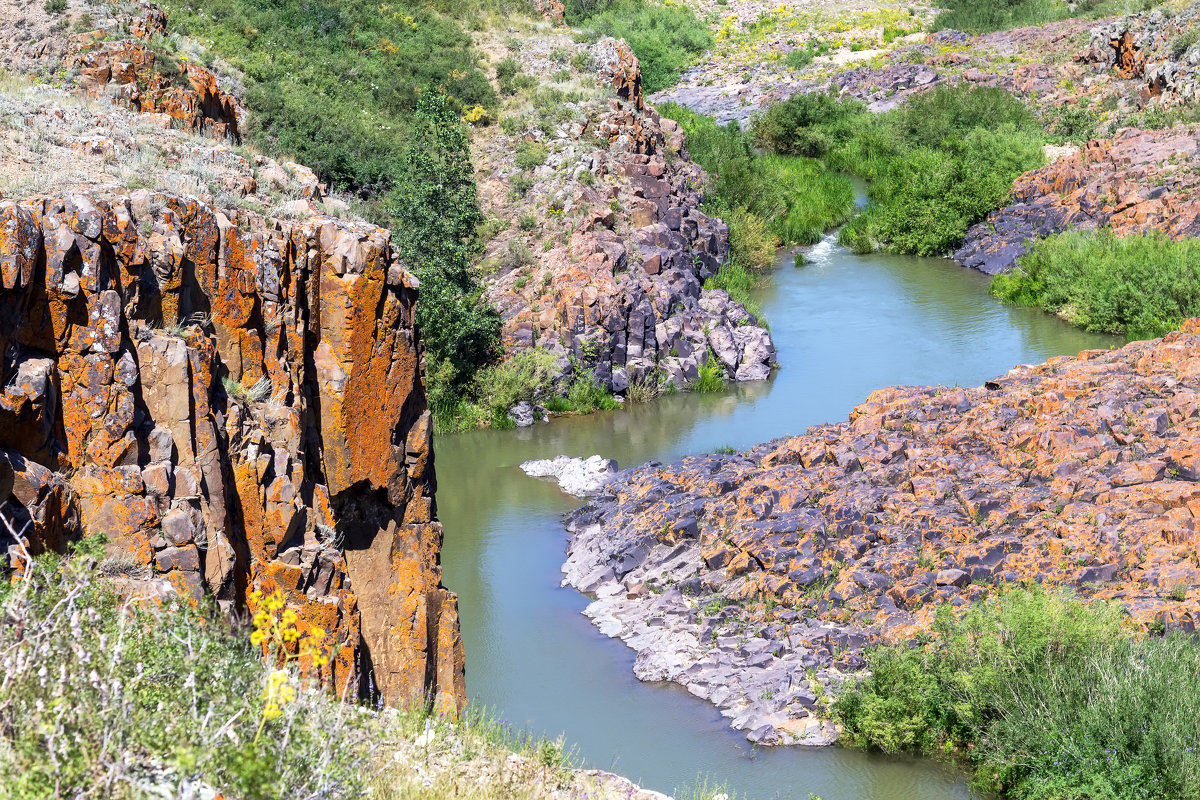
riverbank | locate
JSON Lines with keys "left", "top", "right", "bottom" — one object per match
{"left": 439, "top": 233, "right": 1115, "bottom": 799}
{"left": 560, "top": 318, "right": 1198, "bottom": 748}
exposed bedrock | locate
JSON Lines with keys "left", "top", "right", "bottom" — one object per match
{"left": 486, "top": 38, "right": 777, "bottom": 392}
{"left": 0, "top": 190, "right": 465, "bottom": 714}
{"left": 565, "top": 324, "right": 1200, "bottom": 745}
{"left": 956, "top": 126, "right": 1200, "bottom": 274}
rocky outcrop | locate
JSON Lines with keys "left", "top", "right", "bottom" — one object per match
{"left": 478, "top": 36, "right": 776, "bottom": 394}
{"left": 565, "top": 324, "right": 1200, "bottom": 745}
{"left": 956, "top": 126, "right": 1200, "bottom": 274}
{"left": 0, "top": 190, "right": 465, "bottom": 715}
{"left": 521, "top": 455, "right": 619, "bottom": 497}
{"left": 65, "top": 33, "right": 243, "bottom": 141}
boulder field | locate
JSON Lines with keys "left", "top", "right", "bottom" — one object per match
{"left": 565, "top": 324, "right": 1200, "bottom": 745}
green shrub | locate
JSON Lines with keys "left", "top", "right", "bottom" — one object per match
{"left": 158, "top": 0, "right": 496, "bottom": 194}
{"left": 566, "top": 366, "right": 621, "bottom": 412}
{"left": 864, "top": 125, "right": 1043, "bottom": 256}
{"left": 659, "top": 103, "right": 855, "bottom": 252}
{"left": 992, "top": 229, "right": 1200, "bottom": 338}
{"left": 756, "top": 86, "right": 1044, "bottom": 257}
{"left": 725, "top": 206, "right": 778, "bottom": 272}
{"left": 753, "top": 91, "right": 868, "bottom": 158}
{"left": 565, "top": 0, "right": 712, "bottom": 94}
{"left": 388, "top": 93, "right": 501, "bottom": 391}
{"left": 473, "top": 348, "right": 560, "bottom": 427}
{"left": 689, "top": 352, "right": 726, "bottom": 393}
{"left": 43, "top": 0, "right": 67, "bottom": 14}
{"left": 514, "top": 141, "right": 550, "bottom": 170}
{"left": 834, "top": 588, "right": 1200, "bottom": 799}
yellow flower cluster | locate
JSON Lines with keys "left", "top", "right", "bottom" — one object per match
{"left": 463, "top": 105, "right": 489, "bottom": 125}
{"left": 247, "top": 589, "right": 335, "bottom": 736}
{"left": 262, "top": 669, "right": 296, "bottom": 720}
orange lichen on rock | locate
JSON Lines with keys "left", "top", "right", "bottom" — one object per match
{"left": 65, "top": 36, "right": 242, "bottom": 140}
{"left": 566, "top": 324, "right": 1200, "bottom": 744}
{"left": 0, "top": 189, "right": 465, "bottom": 714}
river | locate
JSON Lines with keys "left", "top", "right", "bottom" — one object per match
{"left": 435, "top": 235, "right": 1123, "bottom": 800}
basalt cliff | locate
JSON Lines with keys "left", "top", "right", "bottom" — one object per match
{"left": 0, "top": 0, "right": 464, "bottom": 715}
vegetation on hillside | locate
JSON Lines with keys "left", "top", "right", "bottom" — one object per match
{"left": 565, "top": 0, "right": 712, "bottom": 94}
{"left": 156, "top": 0, "right": 511, "bottom": 417}
{"left": 390, "top": 93, "right": 501, "bottom": 394}
{"left": 992, "top": 229, "right": 1200, "bottom": 338}
{"left": 0, "top": 541, "right": 655, "bottom": 800}
{"left": 752, "top": 86, "right": 1044, "bottom": 257}
{"left": 930, "top": 0, "right": 1159, "bottom": 35}
{"left": 835, "top": 588, "right": 1200, "bottom": 800}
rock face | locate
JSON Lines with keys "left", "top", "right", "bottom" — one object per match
{"left": 0, "top": 190, "right": 465, "bottom": 715}
{"left": 956, "top": 126, "right": 1200, "bottom": 274}
{"left": 479, "top": 37, "right": 777, "bottom": 394}
{"left": 65, "top": 33, "right": 243, "bottom": 140}
{"left": 566, "top": 324, "right": 1200, "bottom": 745}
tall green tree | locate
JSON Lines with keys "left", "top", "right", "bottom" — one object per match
{"left": 389, "top": 92, "right": 500, "bottom": 391}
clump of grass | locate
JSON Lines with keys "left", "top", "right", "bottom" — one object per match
{"left": 704, "top": 262, "right": 763, "bottom": 320}
{"left": 222, "top": 376, "right": 272, "bottom": 404}
{"left": 689, "top": 352, "right": 726, "bottom": 393}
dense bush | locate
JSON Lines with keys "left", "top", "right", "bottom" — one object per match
{"left": 158, "top": 0, "right": 496, "bottom": 194}
{"left": 565, "top": 0, "right": 712, "bottom": 94}
{"left": 753, "top": 91, "right": 867, "bottom": 158}
{"left": 991, "top": 229, "right": 1200, "bottom": 338}
{"left": 754, "top": 86, "right": 1044, "bottom": 256}
{"left": 931, "top": 0, "right": 1157, "bottom": 34}
{"left": 659, "top": 102, "right": 855, "bottom": 257}
{"left": 389, "top": 93, "right": 501, "bottom": 391}
{"left": 835, "top": 588, "right": 1200, "bottom": 799}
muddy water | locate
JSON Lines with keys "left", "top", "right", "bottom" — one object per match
{"left": 435, "top": 237, "right": 1122, "bottom": 800}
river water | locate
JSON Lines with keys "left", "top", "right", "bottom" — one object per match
{"left": 435, "top": 236, "right": 1122, "bottom": 800}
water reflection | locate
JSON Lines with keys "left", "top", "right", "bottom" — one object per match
{"left": 435, "top": 241, "right": 1123, "bottom": 800}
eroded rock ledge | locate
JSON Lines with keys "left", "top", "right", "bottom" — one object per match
{"left": 0, "top": 190, "right": 465, "bottom": 714}
{"left": 565, "top": 324, "right": 1200, "bottom": 745}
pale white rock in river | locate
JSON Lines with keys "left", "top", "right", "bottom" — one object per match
{"left": 520, "top": 455, "right": 619, "bottom": 497}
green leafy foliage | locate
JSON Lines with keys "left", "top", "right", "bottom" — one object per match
{"left": 158, "top": 0, "right": 496, "bottom": 194}
{"left": 389, "top": 92, "right": 501, "bottom": 391}
{"left": 753, "top": 91, "right": 867, "bottom": 158}
{"left": 992, "top": 229, "right": 1200, "bottom": 338}
{"left": 755, "top": 86, "right": 1043, "bottom": 256}
{"left": 835, "top": 588, "right": 1200, "bottom": 800}
{"left": 565, "top": 0, "right": 713, "bottom": 94}
{"left": 659, "top": 102, "right": 855, "bottom": 258}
